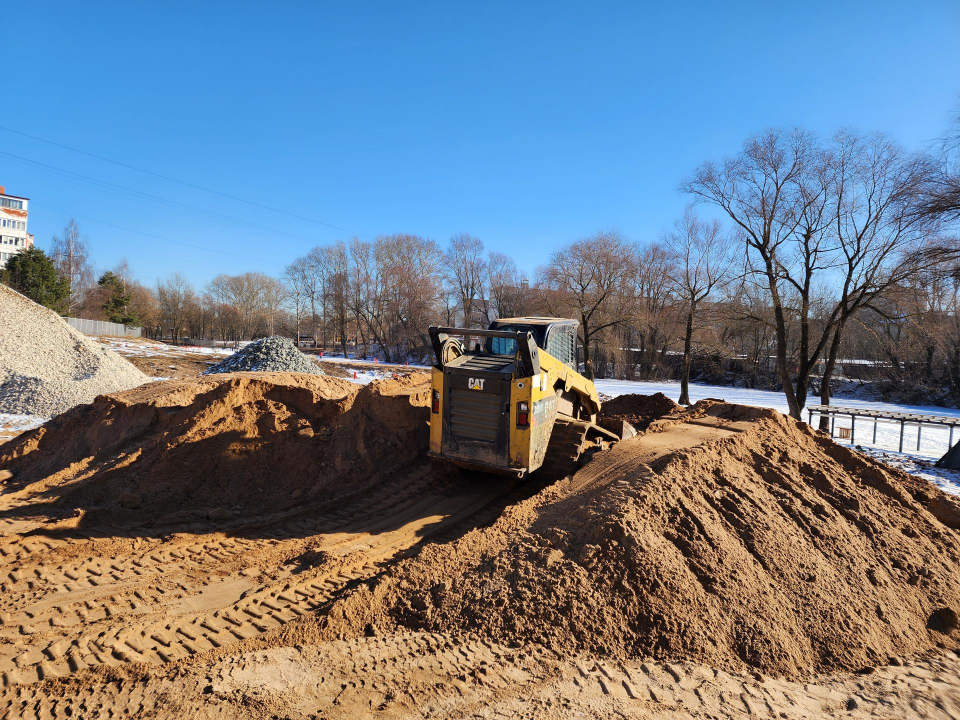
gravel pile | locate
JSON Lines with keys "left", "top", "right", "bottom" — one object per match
{"left": 0, "top": 284, "right": 149, "bottom": 418}
{"left": 203, "top": 336, "right": 325, "bottom": 376}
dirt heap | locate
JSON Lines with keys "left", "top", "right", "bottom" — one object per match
{"left": 204, "top": 336, "right": 325, "bottom": 375}
{"left": 0, "top": 284, "right": 148, "bottom": 417}
{"left": 599, "top": 391, "right": 682, "bottom": 430}
{"left": 0, "top": 371, "right": 430, "bottom": 526}
{"left": 316, "top": 403, "right": 960, "bottom": 678}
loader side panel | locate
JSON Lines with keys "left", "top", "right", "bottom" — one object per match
{"left": 429, "top": 367, "right": 444, "bottom": 454}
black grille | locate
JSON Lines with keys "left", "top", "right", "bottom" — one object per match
{"left": 457, "top": 355, "right": 513, "bottom": 372}
{"left": 449, "top": 389, "right": 501, "bottom": 442}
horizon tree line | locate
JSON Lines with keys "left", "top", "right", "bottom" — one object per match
{"left": 3, "top": 123, "right": 959, "bottom": 417}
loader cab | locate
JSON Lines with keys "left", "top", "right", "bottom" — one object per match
{"left": 486, "top": 317, "right": 578, "bottom": 370}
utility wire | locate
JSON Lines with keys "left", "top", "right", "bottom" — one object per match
{"left": 0, "top": 124, "right": 373, "bottom": 239}
{"left": 31, "top": 201, "right": 284, "bottom": 267}
{"left": 0, "top": 150, "right": 322, "bottom": 245}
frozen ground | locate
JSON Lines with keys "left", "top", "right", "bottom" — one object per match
{"left": 0, "top": 413, "right": 47, "bottom": 444}
{"left": 596, "top": 378, "right": 960, "bottom": 496}
{"left": 97, "top": 337, "right": 235, "bottom": 358}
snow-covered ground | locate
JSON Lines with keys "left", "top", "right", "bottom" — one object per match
{"left": 97, "top": 338, "right": 235, "bottom": 358}
{"left": 0, "top": 413, "right": 47, "bottom": 444}
{"left": 595, "top": 378, "right": 960, "bottom": 496}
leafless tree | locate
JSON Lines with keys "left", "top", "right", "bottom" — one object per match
{"left": 918, "top": 111, "right": 960, "bottom": 224}
{"left": 538, "top": 230, "right": 638, "bottom": 379}
{"left": 685, "top": 127, "right": 947, "bottom": 418}
{"left": 283, "top": 257, "right": 311, "bottom": 343}
{"left": 260, "top": 275, "right": 286, "bottom": 336}
{"left": 157, "top": 272, "right": 194, "bottom": 344}
{"left": 445, "top": 234, "right": 487, "bottom": 345}
{"left": 685, "top": 128, "right": 840, "bottom": 418}
{"left": 664, "top": 207, "right": 736, "bottom": 404}
{"left": 487, "top": 251, "right": 528, "bottom": 320}
{"left": 817, "top": 131, "right": 948, "bottom": 418}
{"left": 629, "top": 242, "right": 677, "bottom": 379}
{"left": 51, "top": 219, "right": 94, "bottom": 315}
{"left": 325, "top": 241, "right": 351, "bottom": 357}
{"left": 305, "top": 247, "right": 329, "bottom": 348}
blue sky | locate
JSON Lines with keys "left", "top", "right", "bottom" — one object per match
{"left": 2, "top": 1, "right": 959, "bottom": 288}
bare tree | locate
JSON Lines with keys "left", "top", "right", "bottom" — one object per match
{"left": 326, "top": 241, "right": 351, "bottom": 357}
{"left": 629, "top": 242, "right": 677, "bottom": 379}
{"left": 538, "top": 231, "right": 638, "bottom": 379}
{"left": 817, "top": 131, "right": 947, "bottom": 417}
{"left": 284, "top": 257, "right": 310, "bottom": 343}
{"left": 685, "top": 127, "right": 947, "bottom": 418}
{"left": 303, "top": 247, "right": 327, "bottom": 347}
{"left": 446, "top": 233, "right": 487, "bottom": 335}
{"left": 260, "top": 275, "right": 286, "bottom": 336}
{"left": 684, "top": 128, "right": 836, "bottom": 418}
{"left": 918, "top": 111, "right": 960, "bottom": 224}
{"left": 487, "top": 251, "right": 528, "bottom": 320}
{"left": 51, "top": 219, "right": 94, "bottom": 315}
{"left": 665, "top": 207, "right": 735, "bottom": 405}
{"left": 157, "top": 272, "right": 194, "bottom": 344}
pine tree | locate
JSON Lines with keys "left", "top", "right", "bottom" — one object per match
{"left": 98, "top": 271, "right": 138, "bottom": 325}
{"left": 1, "top": 248, "right": 71, "bottom": 314}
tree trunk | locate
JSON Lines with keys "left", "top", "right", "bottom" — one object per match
{"left": 679, "top": 308, "right": 694, "bottom": 406}
{"left": 762, "top": 254, "right": 802, "bottom": 419}
{"left": 580, "top": 319, "right": 594, "bottom": 380}
{"left": 818, "top": 324, "right": 844, "bottom": 430}
{"left": 773, "top": 299, "right": 801, "bottom": 419}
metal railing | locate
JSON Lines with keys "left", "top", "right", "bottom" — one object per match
{"left": 66, "top": 317, "right": 142, "bottom": 338}
{"left": 807, "top": 404, "right": 960, "bottom": 454}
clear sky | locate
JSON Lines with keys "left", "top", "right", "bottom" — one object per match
{"left": 3, "top": 1, "right": 959, "bottom": 288}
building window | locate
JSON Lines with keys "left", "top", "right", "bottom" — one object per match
{"left": 0, "top": 198, "right": 23, "bottom": 209}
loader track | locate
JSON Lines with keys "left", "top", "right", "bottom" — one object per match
{"left": 538, "top": 418, "right": 590, "bottom": 480}
{"left": 0, "top": 459, "right": 546, "bottom": 689}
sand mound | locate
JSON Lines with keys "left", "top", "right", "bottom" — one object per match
{"left": 204, "top": 336, "right": 325, "bottom": 375}
{"left": 0, "top": 371, "right": 430, "bottom": 526}
{"left": 600, "top": 392, "right": 681, "bottom": 430}
{"left": 0, "top": 284, "right": 148, "bottom": 417}
{"left": 316, "top": 403, "right": 960, "bottom": 677}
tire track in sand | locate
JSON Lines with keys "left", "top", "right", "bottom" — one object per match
{"left": 0, "top": 463, "right": 532, "bottom": 687}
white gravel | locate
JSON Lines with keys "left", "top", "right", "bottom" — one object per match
{"left": 0, "top": 284, "right": 149, "bottom": 417}
{"left": 204, "top": 336, "right": 325, "bottom": 375}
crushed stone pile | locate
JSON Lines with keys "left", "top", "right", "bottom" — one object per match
{"left": 0, "top": 372, "right": 429, "bottom": 526}
{"left": 599, "top": 391, "right": 682, "bottom": 430}
{"left": 204, "top": 336, "right": 325, "bottom": 375}
{"left": 314, "top": 397, "right": 960, "bottom": 678}
{"left": 0, "top": 284, "right": 148, "bottom": 417}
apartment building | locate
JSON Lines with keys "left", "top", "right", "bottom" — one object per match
{"left": 0, "top": 185, "right": 33, "bottom": 268}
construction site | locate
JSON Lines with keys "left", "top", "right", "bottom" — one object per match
{"left": 0, "top": 282, "right": 958, "bottom": 719}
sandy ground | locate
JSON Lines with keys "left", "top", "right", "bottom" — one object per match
{"left": 0, "top": 389, "right": 958, "bottom": 718}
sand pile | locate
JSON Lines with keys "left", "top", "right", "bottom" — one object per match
{"left": 0, "top": 284, "right": 149, "bottom": 417}
{"left": 204, "top": 336, "right": 325, "bottom": 375}
{"left": 0, "top": 371, "right": 430, "bottom": 526}
{"left": 316, "top": 400, "right": 960, "bottom": 677}
{"left": 600, "top": 391, "right": 681, "bottom": 430}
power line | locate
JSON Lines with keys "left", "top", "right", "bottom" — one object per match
{"left": 31, "top": 201, "right": 284, "bottom": 268}
{"left": 0, "top": 124, "right": 374, "bottom": 239}
{"left": 0, "top": 150, "right": 323, "bottom": 245}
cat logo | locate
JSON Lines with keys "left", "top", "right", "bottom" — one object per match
{"left": 468, "top": 378, "right": 485, "bottom": 391}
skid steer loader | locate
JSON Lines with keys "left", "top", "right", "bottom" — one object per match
{"left": 428, "top": 317, "right": 635, "bottom": 478}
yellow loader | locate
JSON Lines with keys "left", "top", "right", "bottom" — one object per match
{"left": 427, "top": 317, "right": 635, "bottom": 478}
